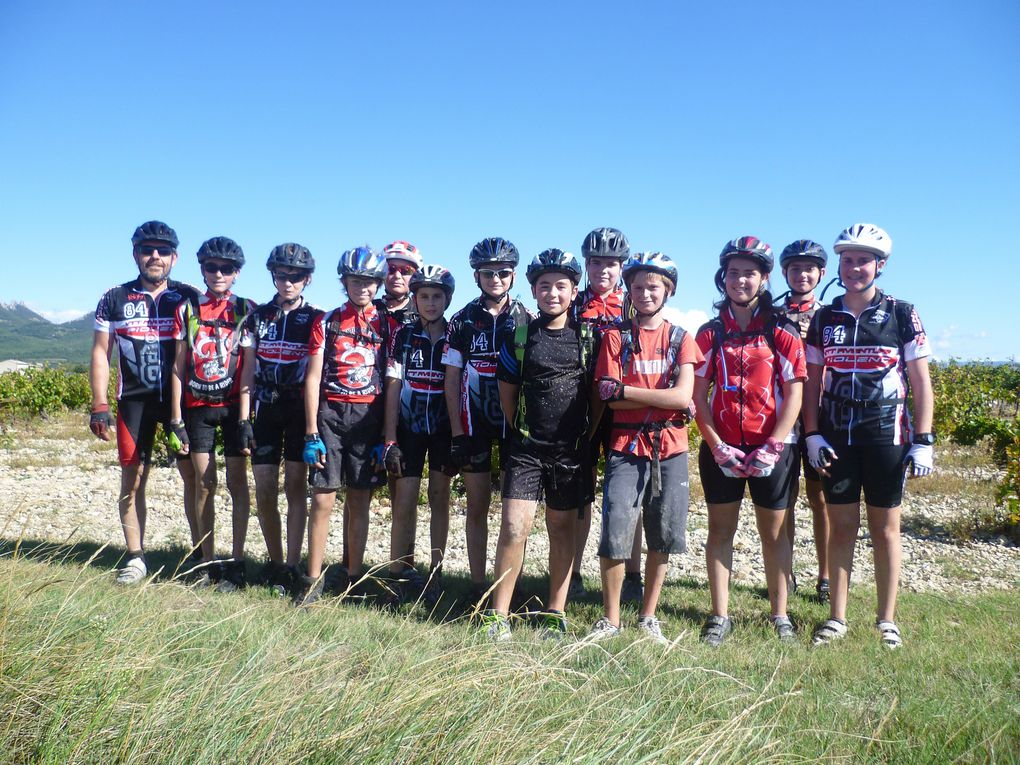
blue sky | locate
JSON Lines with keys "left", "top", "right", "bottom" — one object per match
{"left": 1, "top": 1, "right": 1017, "bottom": 359}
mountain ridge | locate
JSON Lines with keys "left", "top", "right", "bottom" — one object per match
{"left": 0, "top": 302, "right": 93, "bottom": 365}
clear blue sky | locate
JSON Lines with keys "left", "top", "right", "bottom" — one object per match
{"left": 1, "top": 1, "right": 1017, "bottom": 358}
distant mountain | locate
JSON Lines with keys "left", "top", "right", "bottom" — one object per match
{"left": 0, "top": 302, "right": 93, "bottom": 366}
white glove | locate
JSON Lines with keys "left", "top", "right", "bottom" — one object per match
{"left": 905, "top": 443, "right": 934, "bottom": 477}
{"left": 805, "top": 433, "right": 837, "bottom": 470}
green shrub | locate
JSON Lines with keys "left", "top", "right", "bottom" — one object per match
{"left": 0, "top": 367, "right": 93, "bottom": 417}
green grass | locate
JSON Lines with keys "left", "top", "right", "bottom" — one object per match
{"left": 1, "top": 551, "right": 1017, "bottom": 764}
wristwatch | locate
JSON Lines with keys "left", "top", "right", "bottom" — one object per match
{"left": 912, "top": 432, "right": 935, "bottom": 446}
{"left": 304, "top": 433, "right": 320, "bottom": 442}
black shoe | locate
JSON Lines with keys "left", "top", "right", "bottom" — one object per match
{"left": 422, "top": 566, "right": 444, "bottom": 607}
{"left": 293, "top": 574, "right": 325, "bottom": 606}
{"left": 324, "top": 565, "right": 352, "bottom": 598}
{"left": 389, "top": 566, "right": 426, "bottom": 605}
{"left": 816, "top": 578, "right": 830, "bottom": 605}
{"left": 621, "top": 573, "right": 643, "bottom": 604}
{"left": 466, "top": 583, "right": 490, "bottom": 611}
{"left": 216, "top": 560, "right": 247, "bottom": 593}
{"left": 568, "top": 572, "right": 585, "bottom": 600}
{"left": 260, "top": 561, "right": 296, "bottom": 598}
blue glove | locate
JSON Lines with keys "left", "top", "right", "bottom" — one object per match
{"left": 303, "top": 435, "right": 326, "bottom": 466}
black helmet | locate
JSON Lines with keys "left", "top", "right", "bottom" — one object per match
{"left": 267, "top": 242, "right": 315, "bottom": 273}
{"left": 338, "top": 245, "right": 387, "bottom": 280}
{"left": 779, "top": 240, "right": 827, "bottom": 269}
{"left": 410, "top": 264, "right": 456, "bottom": 306}
{"left": 132, "top": 220, "right": 178, "bottom": 248}
{"left": 581, "top": 227, "right": 629, "bottom": 261}
{"left": 526, "top": 249, "right": 583, "bottom": 285}
{"left": 622, "top": 252, "right": 678, "bottom": 296}
{"left": 197, "top": 236, "right": 245, "bottom": 265}
{"left": 719, "top": 236, "right": 774, "bottom": 273}
{"left": 469, "top": 237, "right": 519, "bottom": 269}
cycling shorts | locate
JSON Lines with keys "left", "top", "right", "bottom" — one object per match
{"left": 822, "top": 443, "right": 909, "bottom": 508}
{"left": 501, "top": 438, "right": 593, "bottom": 510}
{"left": 252, "top": 398, "right": 306, "bottom": 465}
{"left": 116, "top": 397, "right": 172, "bottom": 467}
{"left": 791, "top": 439, "right": 822, "bottom": 483}
{"left": 460, "top": 433, "right": 506, "bottom": 474}
{"left": 697, "top": 441, "right": 797, "bottom": 511}
{"left": 185, "top": 405, "right": 243, "bottom": 456}
{"left": 397, "top": 427, "right": 456, "bottom": 478}
{"left": 309, "top": 400, "right": 384, "bottom": 491}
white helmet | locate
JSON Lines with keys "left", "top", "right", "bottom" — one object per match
{"left": 383, "top": 240, "right": 423, "bottom": 270}
{"left": 833, "top": 223, "right": 892, "bottom": 261}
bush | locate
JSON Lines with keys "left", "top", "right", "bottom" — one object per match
{"left": 0, "top": 367, "right": 93, "bottom": 417}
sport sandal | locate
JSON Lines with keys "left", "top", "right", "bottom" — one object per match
{"left": 771, "top": 615, "right": 796, "bottom": 643}
{"left": 812, "top": 618, "right": 848, "bottom": 646}
{"left": 876, "top": 620, "right": 903, "bottom": 649}
{"left": 700, "top": 615, "right": 733, "bottom": 647}
{"left": 816, "top": 578, "right": 830, "bottom": 604}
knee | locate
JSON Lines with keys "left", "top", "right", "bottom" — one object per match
{"left": 501, "top": 516, "right": 531, "bottom": 544}
{"left": 828, "top": 517, "right": 860, "bottom": 544}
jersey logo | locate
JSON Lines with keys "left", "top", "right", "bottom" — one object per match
{"left": 260, "top": 322, "right": 278, "bottom": 341}
{"left": 870, "top": 309, "right": 889, "bottom": 324}
{"left": 124, "top": 301, "right": 149, "bottom": 319}
{"left": 411, "top": 349, "right": 425, "bottom": 367}
{"left": 470, "top": 334, "right": 489, "bottom": 353}
{"left": 295, "top": 313, "right": 309, "bottom": 324}
{"left": 824, "top": 325, "right": 847, "bottom": 345}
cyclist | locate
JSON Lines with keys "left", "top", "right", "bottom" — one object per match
{"left": 480, "top": 250, "right": 594, "bottom": 641}
{"left": 238, "top": 243, "right": 321, "bottom": 596}
{"left": 693, "top": 237, "right": 806, "bottom": 646}
{"left": 90, "top": 220, "right": 200, "bottom": 585}
{"left": 570, "top": 227, "right": 644, "bottom": 604}
{"left": 587, "top": 252, "right": 702, "bottom": 644}
{"left": 775, "top": 239, "right": 831, "bottom": 603}
{"left": 383, "top": 264, "right": 458, "bottom": 605}
{"left": 442, "top": 237, "right": 533, "bottom": 603}
{"left": 805, "top": 224, "right": 933, "bottom": 650}
{"left": 300, "top": 246, "right": 396, "bottom": 604}
{"left": 378, "top": 240, "right": 423, "bottom": 325}
{"left": 170, "top": 237, "right": 256, "bottom": 591}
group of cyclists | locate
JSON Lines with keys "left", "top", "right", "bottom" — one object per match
{"left": 89, "top": 219, "right": 934, "bottom": 649}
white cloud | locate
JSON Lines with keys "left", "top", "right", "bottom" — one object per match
{"left": 661, "top": 307, "right": 710, "bottom": 332}
{"left": 27, "top": 304, "right": 90, "bottom": 323}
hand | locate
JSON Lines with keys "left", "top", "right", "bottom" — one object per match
{"left": 369, "top": 443, "right": 388, "bottom": 473}
{"left": 597, "top": 376, "right": 625, "bottom": 402}
{"left": 167, "top": 419, "right": 190, "bottom": 456}
{"left": 237, "top": 420, "right": 255, "bottom": 456}
{"left": 303, "top": 435, "right": 326, "bottom": 467}
{"left": 744, "top": 438, "right": 784, "bottom": 479}
{"left": 905, "top": 443, "right": 934, "bottom": 478}
{"left": 384, "top": 442, "right": 405, "bottom": 477}
{"left": 711, "top": 442, "right": 748, "bottom": 479}
{"left": 450, "top": 434, "right": 472, "bottom": 469}
{"left": 89, "top": 405, "right": 113, "bottom": 441}
{"left": 805, "top": 433, "right": 837, "bottom": 475}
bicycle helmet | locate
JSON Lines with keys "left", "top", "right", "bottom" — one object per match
{"left": 266, "top": 242, "right": 315, "bottom": 273}
{"left": 833, "top": 223, "right": 892, "bottom": 261}
{"left": 581, "top": 227, "right": 629, "bottom": 261}
{"left": 526, "top": 249, "right": 583, "bottom": 285}
{"left": 410, "top": 264, "right": 456, "bottom": 306}
{"left": 197, "top": 236, "right": 245, "bottom": 265}
{"left": 383, "top": 240, "right": 423, "bottom": 269}
{"left": 338, "top": 245, "right": 387, "bottom": 281}
{"left": 622, "top": 252, "right": 678, "bottom": 296}
{"left": 779, "top": 239, "right": 828, "bottom": 269}
{"left": 132, "top": 220, "right": 178, "bottom": 248}
{"left": 719, "top": 236, "right": 774, "bottom": 273}
{"left": 469, "top": 237, "right": 519, "bottom": 269}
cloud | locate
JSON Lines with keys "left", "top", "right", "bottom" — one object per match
{"left": 661, "top": 307, "right": 709, "bottom": 332}
{"left": 27, "top": 304, "right": 90, "bottom": 324}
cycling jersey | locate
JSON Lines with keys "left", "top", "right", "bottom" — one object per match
{"left": 95, "top": 278, "right": 200, "bottom": 401}
{"left": 442, "top": 296, "right": 533, "bottom": 438}
{"left": 695, "top": 307, "right": 806, "bottom": 447}
{"left": 776, "top": 296, "right": 820, "bottom": 341}
{"left": 385, "top": 319, "right": 449, "bottom": 434}
{"left": 173, "top": 291, "right": 256, "bottom": 408}
{"left": 245, "top": 298, "right": 322, "bottom": 404}
{"left": 375, "top": 297, "right": 418, "bottom": 327}
{"left": 572, "top": 286, "right": 626, "bottom": 333}
{"left": 309, "top": 302, "right": 397, "bottom": 403}
{"left": 805, "top": 291, "right": 930, "bottom": 446}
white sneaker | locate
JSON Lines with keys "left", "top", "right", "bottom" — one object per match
{"left": 116, "top": 556, "right": 147, "bottom": 585}
{"left": 637, "top": 615, "right": 669, "bottom": 645}
{"left": 586, "top": 617, "right": 622, "bottom": 642}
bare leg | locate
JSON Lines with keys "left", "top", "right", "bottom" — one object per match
{"left": 785, "top": 481, "right": 798, "bottom": 566}
{"left": 427, "top": 470, "right": 452, "bottom": 569}
{"left": 307, "top": 489, "right": 337, "bottom": 579}
{"left": 253, "top": 463, "right": 284, "bottom": 563}
{"left": 225, "top": 455, "right": 250, "bottom": 560}
{"left": 344, "top": 487, "right": 373, "bottom": 580}
{"left": 118, "top": 463, "right": 148, "bottom": 551}
{"left": 545, "top": 507, "right": 577, "bottom": 613}
{"left": 826, "top": 502, "right": 862, "bottom": 622}
{"left": 573, "top": 503, "right": 592, "bottom": 576}
{"left": 177, "top": 458, "right": 198, "bottom": 548}
{"left": 867, "top": 503, "right": 901, "bottom": 623}
{"left": 705, "top": 501, "right": 741, "bottom": 617}
{"left": 491, "top": 498, "right": 538, "bottom": 615}
{"left": 463, "top": 470, "right": 493, "bottom": 586}
{"left": 283, "top": 461, "right": 308, "bottom": 566}
{"left": 191, "top": 451, "right": 217, "bottom": 561}
{"left": 598, "top": 557, "right": 626, "bottom": 626}
{"left": 754, "top": 505, "right": 792, "bottom": 617}
{"left": 805, "top": 478, "right": 829, "bottom": 581}
{"left": 390, "top": 476, "right": 423, "bottom": 573}
{"left": 641, "top": 550, "right": 670, "bottom": 618}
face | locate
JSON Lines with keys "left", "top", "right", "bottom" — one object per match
{"left": 586, "top": 256, "right": 621, "bottom": 294}
{"left": 133, "top": 241, "right": 177, "bottom": 284}
{"left": 724, "top": 256, "right": 767, "bottom": 304}
{"left": 201, "top": 259, "right": 241, "bottom": 296}
{"left": 413, "top": 285, "right": 447, "bottom": 322}
{"left": 532, "top": 273, "right": 578, "bottom": 316}
{"left": 474, "top": 262, "right": 514, "bottom": 298}
{"left": 783, "top": 259, "right": 824, "bottom": 295}
{"left": 385, "top": 259, "right": 416, "bottom": 298}
{"left": 271, "top": 268, "right": 311, "bottom": 302}
{"left": 343, "top": 275, "right": 381, "bottom": 306}
{"left": 627, "top": 271, "right": 668, "bottom": 315}
{"left": 838, "top": 249, "right": 883, "bottom": 292}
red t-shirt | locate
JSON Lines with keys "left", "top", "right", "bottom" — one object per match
{"left": 594, "top": 320, "right": 704, "bottom": 459}
{"left": 309, "top": 302, "right": 396, "bottom": 403}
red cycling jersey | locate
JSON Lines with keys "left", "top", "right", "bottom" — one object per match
{"left": 572, "top": 286, "right": 626, "bottom": 332}
{"left": 309, "top": 302, "right": 397, "bottom": 404}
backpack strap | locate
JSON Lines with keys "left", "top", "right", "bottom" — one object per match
{"left": 513, "top": 322, "right": 531, "bottom": 439}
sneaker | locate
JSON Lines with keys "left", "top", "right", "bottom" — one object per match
{"left": 568, "top": 572, "right": 585, "bottom": 600}
{"left": 260, "top": 561, "right": 294, "bottom": 598}
{"left": 771, "top": 615, "right": 797, "bottom": 643}
{"left": 816, "top": 578, "right": 830, "bottom": 605}
{"left": 812, "top": 618, "right": 848, "bottom": 646}
{"left": 621, "top": 573, "right": 643, "bottom": 604}
{"left": 478, "top": 610, "right": 511, "bottom": 642}
{"left": 466, "top": 583, "right": 491, "bottom": 611}
{"left": 216, "top": 560, "right": 247, "bottom": 593}
{"left": 323, "top": 565, "right": 351, "bottom": 598}
{"left": 391, "top": 566, "right": 426, "bottom": 603}
{"left": 586, "top": 617, "right": 622, "bottom": 642}
{"left": 875, "top": 620, "right": 903, "bottom": 650}
{"left": 538, "top": 610, "right": 568, "bottom": 641}
{"left": 293, "top": 574, "right": 325, "bottom": 606}
{"left": 700, "top": 615, "right": 733, "bottom": 647}
{"left": 422, "top": 566, "right": 444, "bottom": 607}
{"left": 637, "top": 615, "right": 669, "bottom": 645}
{"left": 115, "top": 555, "right": 147, "bottom": 585}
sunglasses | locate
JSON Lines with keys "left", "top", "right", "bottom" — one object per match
{"left": 135, "top": 245, "right": 175, "bottom": 257}
{"left": 273, "top": 271, "right": 307, "bottom": 284}
{"left": 202, "top": 262, "right": 239, "bottom": 276}
{"left": 388, "top": 264, "right": 416, "bottom": 276}
{"left": 477, "top": 268, "right": 514, "bottom": 279}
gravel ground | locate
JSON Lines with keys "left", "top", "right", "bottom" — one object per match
{"left": 2, "top": 419, "right": 1018, "bottom": 595}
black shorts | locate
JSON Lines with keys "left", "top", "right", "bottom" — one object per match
{"left": 309, "top": 400, "right": 384, "bottom": 491}
{"left": 185, "top": 405, "right": 243, "bottom": 456}
{"left": 501, "top": 438, "right": 593, "bottom": 510}
{"left": 460, "top": 433, "right": 506, "bottom": 474}
{"left": 697, "top": 440, "right": 797, "bottom": 510}
{"left": 822, "top": 443, "right": 909, "bottom": 508}
{"left": 791, "top": 439, "right": 822, "bottom": 483}
{"left": 398, "top": 427, "right": 456, "bottom": 478}
{"left": 115, "top": 397, "right": 172, "bottom": 466}
{"left": 252, "top": 397, "right": 306, "bottom": 465}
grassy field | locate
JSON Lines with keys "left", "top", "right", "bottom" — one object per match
{"left": 1, "top": 547, "right": 1017, "bottom": 765}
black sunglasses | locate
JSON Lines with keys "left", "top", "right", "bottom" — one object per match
{"left": 273, "top": 271, "right": 307, "bottom": 283}
{"left": 135, "top": 245, "right": 175, "bottom": 257}
{"left": 202, "top": 262, "right": 239, "bottom": 276}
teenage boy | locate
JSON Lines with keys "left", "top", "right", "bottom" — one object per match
{"left": 170, "top": 237, "right": 256, "bottom": 591}
{"left": 442, "top": 237, "right": 533, "bottom": 602}
{"left": 477, "top": 250, "right": 594, "bottom": 640}
{"left": 90, "top": 220, "right": 200, "bottom": 584}
{"left": 776, "top": 240, "right": 831, "bottom": 603}
{"left": 238, "top": 243, "right": 321, "bottom": 596}
{"left": 300, "top": 246, "right": 395, "bottom": 604}
{"left": 587, "top": 253, "right": 702, "bottom": 644}
{"left": 383, "top": 265, "right": 458, "bottom": 605}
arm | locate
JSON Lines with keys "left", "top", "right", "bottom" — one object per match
{"left": 769, "top": 378, "right": 803, "bottom": 443}
{"left": 498, "top": 379, "right": 519, "bottom": 431}
{"left": 304, "top": 353, "right": 323, "bottom": 436}
{"left": 692, "top": 374, "right": 724, "bottom": 449}
{"left": 609, "top": 381, "right": 691, "bottom": 411}
{"left": 906, "top": 356, "right": 933, "bottom": 434}
{"left": 383, "top": 376, "right": 402, "bottom": 444}
{"left": 88, "top": 330, "right": 113, "bottom": 440}
{"left": 802, "top": 362, "right": 823, "bottom": 433}
{"left": 171, "top": 339, "right": 187, "bottom": 425}
{"left": 238, "top": 346, "right": 255, "bottom": 422}
{"left": 444, "top": 365, "right": 464, "bottom": 438}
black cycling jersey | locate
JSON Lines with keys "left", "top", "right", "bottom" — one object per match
{"left": 245, "top": 298, "right": 322, "bottom": 404}
{"left": 386, "top": 320, "right": 450, "bottom": 435}
{"left": 806, "top": 291, "right": 930, "bottom": 446}
{"left": 375, "top": 297, "right": 418, "bottom": 327}
{"left": 94, "top": 278, "right": 200, "bottom": 401}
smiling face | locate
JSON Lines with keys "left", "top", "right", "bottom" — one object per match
{"left": 343, "top": 275, "right": 381, "bottom": 307}
{"left": 133, "top": 241, "right": 177, "bottom": 286}
{"left": 201, "top": 259, "right": 240, "bottom": 297}
{"left": 839, "top": 249, "right": 884, "bottom": 293}
{"left": 626, "top": 271, "right": 670, "bottom": 315}
{"left": 723, "top": 256, "right": 767, "bottom": 305}
{"left": 474, "top": 262, "right": 514, "bottom": 299}
{"left": 783, "top": 259, "right": 824, "bottom": 296}
{"left": 585, "top": 256, "right": 621, "bottom": 295}
{"left": 531, "top": 272, "right": 578, "bottom": 317}
{"left": 413, "top": 285, "right": 447, "bottom": 322}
